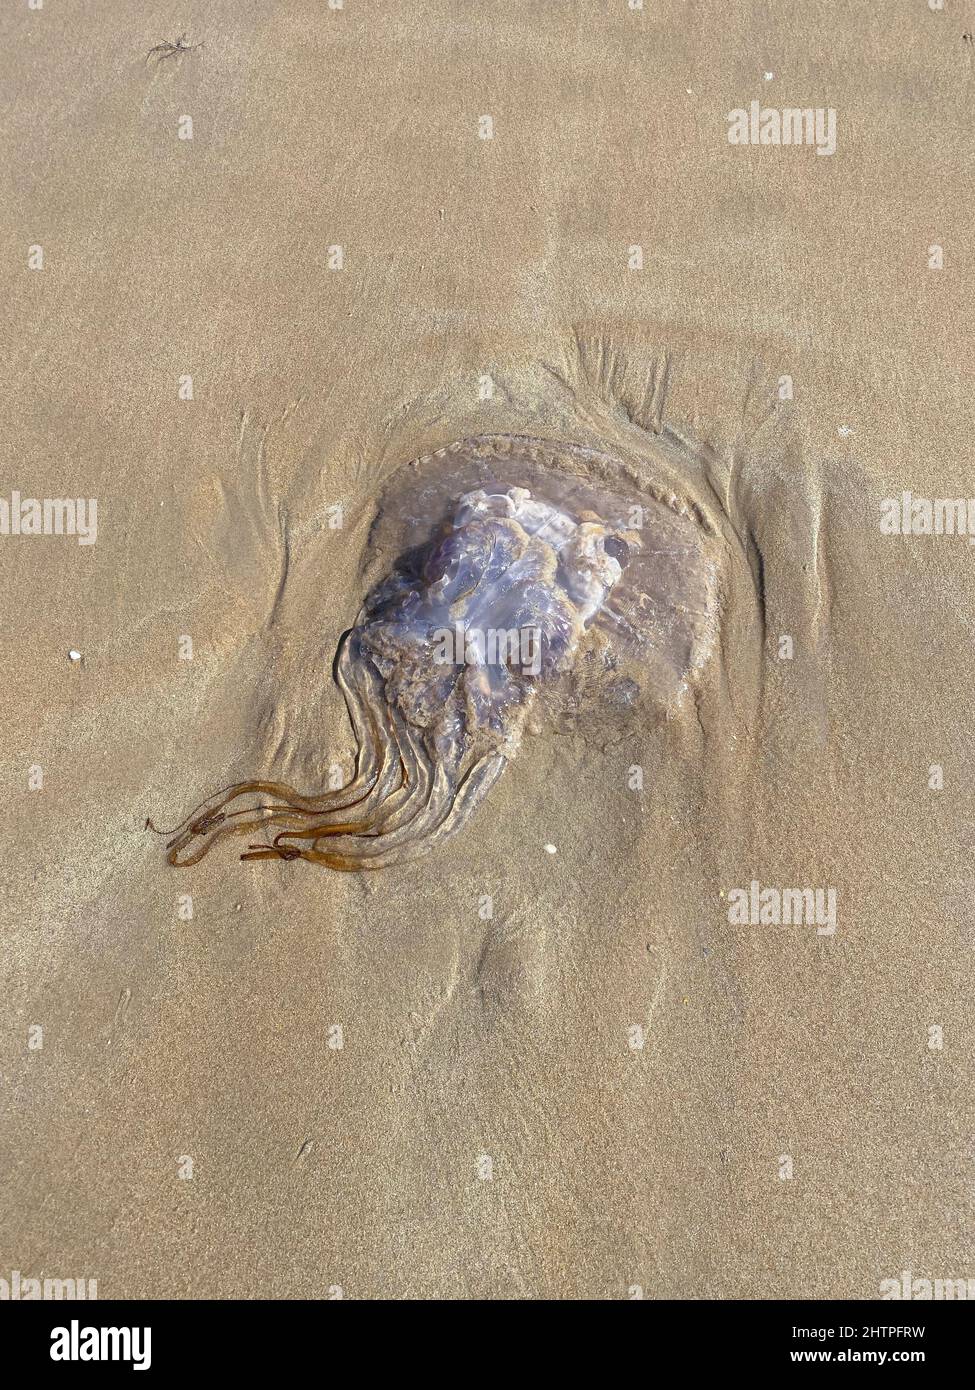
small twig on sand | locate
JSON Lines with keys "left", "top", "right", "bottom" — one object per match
{"left": 146, "top": 33, "right": 202, "bottom": 64}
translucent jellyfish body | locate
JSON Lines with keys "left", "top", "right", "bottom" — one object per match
{"left": 160, "top": 435, "right": 718, "bottom": 870}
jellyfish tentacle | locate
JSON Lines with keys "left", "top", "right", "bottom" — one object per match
{"left": 282, "top": 731, "right": 495, "bottom": 870}
{"left": 240, "top": 681, "right": 423, "bottom": 862}
{"left": 307, "top": 744, "right": 459, "bottom": 864}
{"left": 289, "top": 749, "right": 506, "bottom": 871}
{"left": 258, "top": 705, "right": 435, "bottom": 861}
{"left": 164, "top": 634, "right": 395, "bottom": 865}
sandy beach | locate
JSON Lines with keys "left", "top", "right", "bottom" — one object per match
{"left": 1, "top": 0, "right": 972, "bottom": 1300}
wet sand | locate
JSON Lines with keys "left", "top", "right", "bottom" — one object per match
{"left": 1, "top": 0, "right": 972, "bottom": 1298}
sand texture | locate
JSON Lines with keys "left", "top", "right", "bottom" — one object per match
{"left": 1, "top": 0, "right": 972, "bottom": 1299}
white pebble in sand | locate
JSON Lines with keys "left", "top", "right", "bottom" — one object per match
{"left": 68, "top": 650, "right": 82, "bottom": 662}
{"left": 544, "top": 843, "right": 558, "bottom": 855}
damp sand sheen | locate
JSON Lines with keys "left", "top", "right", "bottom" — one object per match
{"left": 153, "top": 435, "right": 720, "bottom": 871}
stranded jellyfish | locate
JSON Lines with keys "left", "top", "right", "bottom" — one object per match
{"left": 156, "top": 435, "right": 718, "bottom": 870}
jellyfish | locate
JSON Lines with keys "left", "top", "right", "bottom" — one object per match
{"left": 156, "top": 434, "right": 718, "bottom": 870}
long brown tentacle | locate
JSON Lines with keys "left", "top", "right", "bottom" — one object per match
{"left": 159, "top": 633, "right": 396, "bottom": 866}
{"left": 246, "top": 726, "right": 415, "bottom": 858}
{"left": 249, "top": 707, "right": 435, "bottom": 863}
{"left": 156, "top": 621, "right": 510, "bottom": 871}
{"left": 251, "top": 743, "right": 506, "bottom": 871}
{"left": 298, "top": 751, "right": 506, "bottom": 871}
